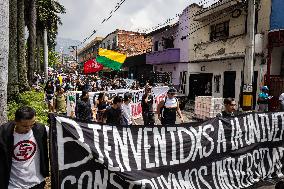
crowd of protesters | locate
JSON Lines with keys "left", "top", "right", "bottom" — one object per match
{"left": 2, "top": 68, "right": 284, "bottom": 189}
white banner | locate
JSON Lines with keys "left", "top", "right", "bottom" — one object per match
{"left": 66, "top": 86, "right": 169, "bottom": 119}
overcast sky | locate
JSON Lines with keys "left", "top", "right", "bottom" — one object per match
{"left": 57, "top": 0, "right": 216, "bottom": 43}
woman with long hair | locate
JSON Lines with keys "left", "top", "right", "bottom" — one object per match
{"left": 94, "top": 92, "right": 110, "bottom": 122}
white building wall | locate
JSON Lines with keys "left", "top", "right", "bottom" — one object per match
{"left": 174, "top": 5, "right": 191, "bottom": 62}
{"left": 189, "top": 8, "right": 246, "bottom": 61}
{"left": 100, "top": 33, "right": 117, "bottom": 50}
{"left": 189, "top": 59, "right": 243, "bottom": 103}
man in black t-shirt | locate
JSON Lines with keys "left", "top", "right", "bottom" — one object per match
{"left": 104, "top": 96, "right": 123, "bottom": 125}
{"left": 142, "top": 86, "right": 155, "bottom": 125}
{"left": 216, "top": 98, "right": 238, "bottom": 118}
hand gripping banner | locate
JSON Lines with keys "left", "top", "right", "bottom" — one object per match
{"left": 49, "top": 112, "right": 284, "bottom": 189}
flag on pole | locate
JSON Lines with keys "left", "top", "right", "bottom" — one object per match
{"left": 96, "top": 48, "right": 126, "bottom": 70}
{"left": 83, "top": 59, "right": 103, "bottom": 74}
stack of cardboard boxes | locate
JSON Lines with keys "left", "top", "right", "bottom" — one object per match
{"left": 194, "top": 96, "right": 224, "bottom": 120}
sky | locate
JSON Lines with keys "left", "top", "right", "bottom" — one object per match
{"left": 57, "top": 0, "right": 216, "bottom": 43}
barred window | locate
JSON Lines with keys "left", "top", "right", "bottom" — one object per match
{"left": 210, "top": 21, "right": 229, "bottom": 41}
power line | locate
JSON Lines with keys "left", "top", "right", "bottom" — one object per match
{"left": 77, "top": 0, "right": 128, "bottom": 47}
{"left": 78, "top": 0, "right": 246, "bottom": 53}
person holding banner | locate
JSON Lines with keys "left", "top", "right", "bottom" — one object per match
{"left": 157, "top": 88, "right": 184, "bottom": 125}
{"left": 142, "top": 86, "right": 155, "bottom": 125}
{"left": 104, "top": 96, "right": 123, "bottom": 125}
{"left": 75, "top": 90, "right": 93, "bottom": 121}
{"left": 94, "top": 92, "right": 111, "bottom": 122}
{"left": 217, "top": 98, "right": 238, "bottom": 117}
{"left": 0, "top": 106, "right": 49, "bottom": 189}
{"left": 121, "top": 93, "right": 137, "bottom": 125}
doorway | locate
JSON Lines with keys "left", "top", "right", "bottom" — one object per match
{"left": 188, "top": 73, "right": 213, "bottom": 100}
{"left": 223, "top": 71, "right": 236, "bottom": 98}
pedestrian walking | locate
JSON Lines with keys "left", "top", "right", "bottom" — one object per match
{"left": 142, "top": 86, "right": 155, "bottom": 125}
{"left": 0, "top": 106, "right": 49, "bottom": 189}
{"left": 157, "top": 88, "right": 184, "bottom": 125}
{"left": 44, "top": 80, "right": 55, "bottom": 112}
{"left": 121, "top": 93, "right": 137, "bottom": 125}
{"left": 104, "top": 96, "right": 123, "bottom": 125}
{"left": 257, "top": 86, "right": 271, "bottom": 112}
{"left": 54, "top": 86, "right": 67, "bottom": 115}
{"left": 75, "top": 90, "right": 93, "bottom": 121}
{"left": 216, "top": 98, "right": 238, "bottom": 117}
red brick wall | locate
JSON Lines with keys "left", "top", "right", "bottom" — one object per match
{"left": 117, "top": 31, "right": 152, "bottom": 56}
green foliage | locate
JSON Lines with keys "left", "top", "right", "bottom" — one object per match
{"left": 37, "top": 0, "right": 66, "bottom": 50}
{"left": 8, "top": 90, "right": 48, "bottom": 125}
{"left": 49, "top": 51, "right": 61, "bottom": 67}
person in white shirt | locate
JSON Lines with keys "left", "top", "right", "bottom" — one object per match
{"left": 0, "top": 106, "right": 49, "bottom": 189}
{"left": 121, "top": 93, "right": 137, "bottom": 125}
{"left": 279, "top": 93, "right": 284, "bottom": 111}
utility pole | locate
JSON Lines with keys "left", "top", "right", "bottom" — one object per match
{"left": 43, "top": 28, "right": 48, "bottom": 81}
{"left": 242, "top": 0, "right": 256, "bottom": 111}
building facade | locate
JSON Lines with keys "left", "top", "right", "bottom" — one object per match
{"left": 78, "top": 37, "right": 103, "bottom": 65}
{"left": 146, "top": 4, "right": 195, "bottom": 91}
{"left": 99, "top": 29, "right": 151, "bottom": 57}
{"left": 186, "top": 0, "right": 269, "bottom": 109}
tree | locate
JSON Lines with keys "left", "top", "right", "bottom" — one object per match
{"left": 26, "top": 0, "right": 37, "bottom": 83}
{"left": 0, "top": 0, "right": 9, "bottom": 124}
{"left": 17, "top": 0, "right": 30, "bottom": 92}
{"left": 37, "top": 0, "right": 66, "bottom": 49}
{"left": 36, "top": 29, "right": 43, "bottom": 73}
{"left": 8, "top": 0, "right": 19, "bottom": 99}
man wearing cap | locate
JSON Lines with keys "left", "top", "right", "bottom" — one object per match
{"left": 157, "top": 88, "right": 184, "bottom": 125}
{"left": 257, "top": 86, "right": 271, "bottom": 112}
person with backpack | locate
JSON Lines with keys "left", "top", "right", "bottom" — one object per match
{"left": 157, "top": 88, "right": 184, "bottom": 125}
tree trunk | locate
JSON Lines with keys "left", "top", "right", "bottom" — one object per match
{"left": 17, "top": 0, "right": 30, "bottom": 92}
{"left": 0, "top": 0, "right": 9, "bottom": 124}
{"left": 36, "top": 29, "right": 42, "bottom": 73}
{"left": 27, "top": 0, "right": 36, "bottom": 84}
{"left": 43, "top": 28, "right": 48, "bottom": 81}
{"left": 8, "top": 0, "right": 19, "bottom": 100}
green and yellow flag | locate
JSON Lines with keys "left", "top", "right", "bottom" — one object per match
{"left": 96, "top": 48, "right": 126, "bottom": 70}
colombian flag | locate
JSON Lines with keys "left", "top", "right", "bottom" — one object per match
{"left": 96, "top": 48, "right": 126, "bottom": 70}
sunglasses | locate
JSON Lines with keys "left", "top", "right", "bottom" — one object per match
{"left": 169, "top": 93, "right": 176, "bottom": 95}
